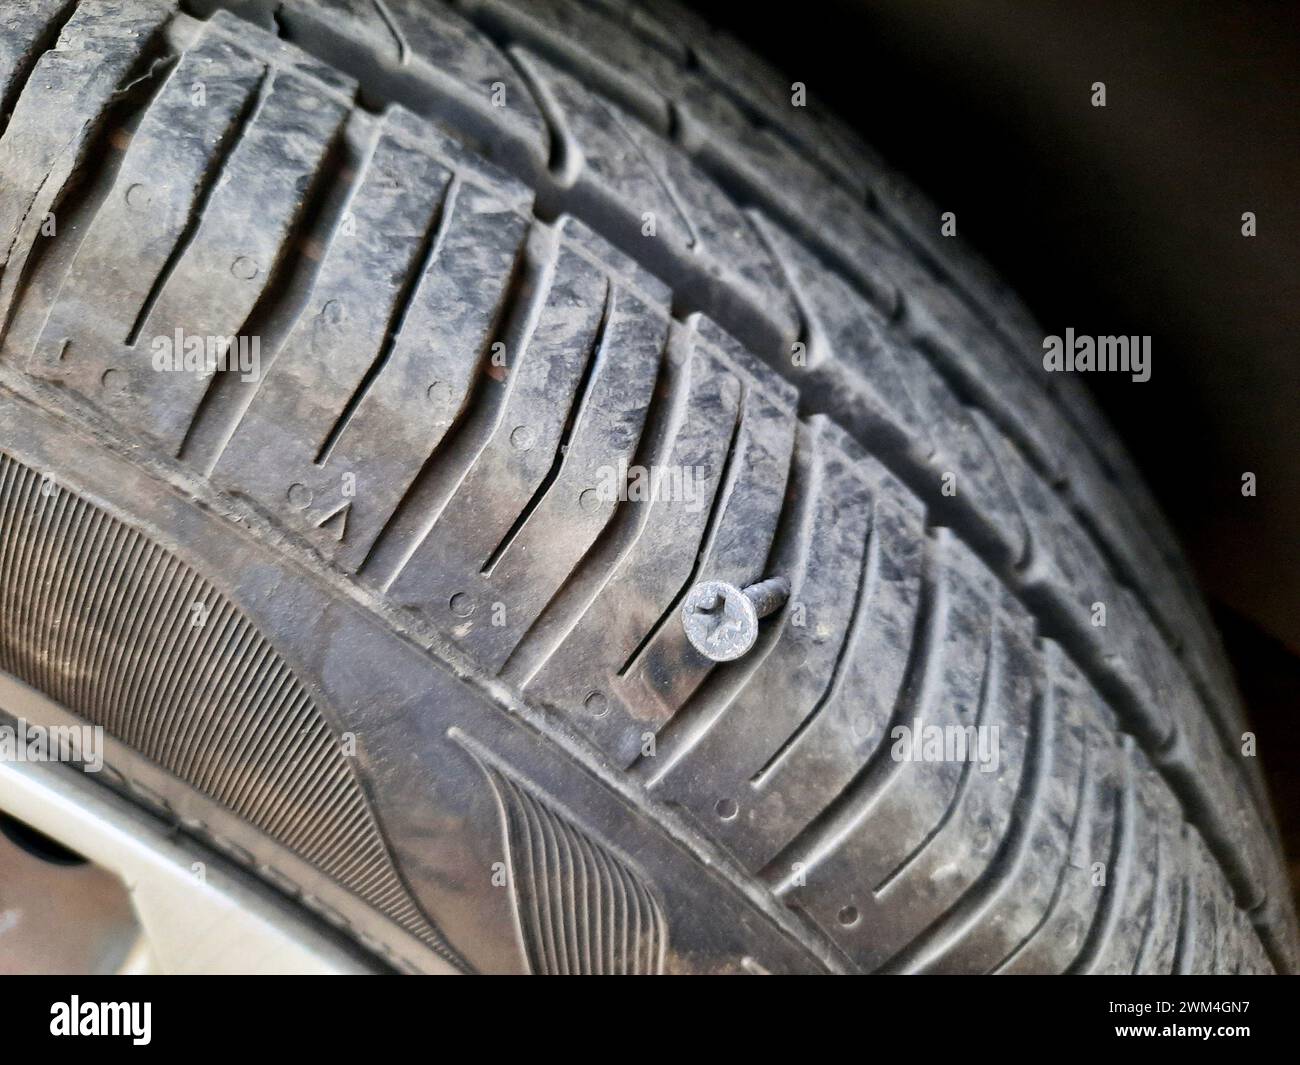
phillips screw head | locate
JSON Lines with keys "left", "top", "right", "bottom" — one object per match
{"left": 681, "top": 576, "right": 790, "bottom": 662}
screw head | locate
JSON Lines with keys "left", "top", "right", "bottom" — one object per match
{"left": 681, "top": 580, "right": 759, "bottom": 662}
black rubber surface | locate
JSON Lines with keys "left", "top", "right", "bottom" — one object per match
{"left": 0, "top": 0, "right": 1293, "bottom": 973}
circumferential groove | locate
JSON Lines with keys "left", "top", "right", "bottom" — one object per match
{"left": 0, "top": 450, "right": 456, "bottom": 964}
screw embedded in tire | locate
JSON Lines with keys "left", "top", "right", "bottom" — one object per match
{"left": 681, "top": 576, "right": 790, "bottom": 662}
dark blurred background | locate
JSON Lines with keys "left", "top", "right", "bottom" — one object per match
{"left": 696, "top": 0, "right": 1298, "bottom": 897}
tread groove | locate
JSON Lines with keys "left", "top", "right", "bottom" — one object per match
{"left": 359, "top": 226, "right": 543, "bottom": 586}
{"left": 614, "top": 376, "right": 745, "bottom": 679}
{"left": 315, "top": 177, "right": 460, "bottom": 467}
{"left": 759, "top": 532, "right": 941, "bottom": 893}
{"left": 992, "top": 737, "right": 1092, "bottom": 973}
{"left": 481, "top": 278, "right": 614, "bottom": 578}
{"left": 496, "top": 322, "right": 683, "bottom": 685}
{"left": 1070, "top": 737, "right": 1136, "bottom": 973}
{"left": 749, "top": 507, "right": 877, "bottom": 787}
{"left": 123, "top": 64, "right": 273, "bottom": 349}
{"left": 179, "top": 113, "right": 373, "bottom": 472}
{"left": 0, "top": 1, "right": 81, "bottom": 141}
{"left": 874, "top": 611, "right": 999, "bottom": 894}
{"left": 631, "top": 421, "right": 818, "bottom": 784}
{"left": 884, "top": 629, "right": 1050, "bottom": 974}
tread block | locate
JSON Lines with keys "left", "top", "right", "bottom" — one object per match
{"left": 756, "top": 212, "right": 1029, "bottom": 568}
{"left": 651, "top": 449, "right": 925, "bottom": 875}
{"left": 1066, "top": 449, "right": 1197, "bottom": 633}
{"left": 997, "top": 655, "right": 1122, "bottom": 973}
{"left": 647, "top": 423, "right": 875, "bottom": 829}
{"left": 573, "top": 0, "right": 891, "bottom": 220}
{"left": 204, "top": 9, "right": 357, "bottom": 98}
{"left": 623, "top": 416, "right": 848, "bottom": 770}
{"left": 510, "top": 46, "right": 800, "bottom": 353}
{"left": 0, "top": 0, "right": 173, "bottom": 327}
{"left": 379, "top": 236, "right": 611, "bottom": 621}
{"left": 215, "top": 118, "right": 531, "bottom": 569}
{"left": 770, "top": 533, "right": 1035, "bottom": 970}
{"left": 388, "top": 248, "right": 668, "bottom": 670}
{"left": 1050, "top": 369, "right": 1155, "bottom": 484}
{"left": 1179, "top": 828, "right": 1238, "bottom": 973}
{"left": 0, "top": 0, "right": 75, "bottom": 129}
{"left": 459, "top": 0, "right": 678, "bottom": 131}
{"left": 688, "top": 29, "right": 874, "bottom": 199}
{"left": 538, "top": 0, "right": 884, "bottom": 209}
{"left": 898, "top": 271, "right": 1070, "bottom": 483}
{"left": 574, "top": 0, "right": 695, "bottom": 62}
{"left": 87, "top": 63, "right": 350, "bottom": 448}
{"left": 29, "top": 33, "right": 267, "bottom": 382}
{"left": 736, "top": 468, "right": 924, "bottom": 853}
{"left": 973, "top": 407, "right": 1117, "bottom": 613}
{"left": 864, "top": 162, "right": 1049, "bottom": 362}
{"left": 1081, "top": 748, "right": 1164, "bottom": 974}
{"left": 677, "top": 84, "right": 903, "bottom": 316}
{"left": 627, "top": 0, "right": 712, "bottom": 51}
{"left": 973, "top": 410, "right": 1194, "bottom": 750}
{"left": 53, "top": 0, "right": 170, "bottom": 50}
{"left": 1157, "top": 684, "right": 1269, "bottom": 911}
{"left": 974, "top": 408, "right": 1119, "bottom": 618}
{"left": 1130, "top": 767, "right": 1189, "bottom": 974}
{"left": 523, "top": 332, "right": 745, "bottom": 759}
{"left": 549, "top": 210, "right": 671, "bottom": 306}
{"left": 911, "top": 640, "right": 1089, "bottom": 973}
{"left": 612, "top": 321, "right": 798, "bottom": 730}
{"left": 280, "top": 0, "right": 549, "bottom": 175}
{"left": 1237, "top": 907, "right": 1276, "bottom": 974}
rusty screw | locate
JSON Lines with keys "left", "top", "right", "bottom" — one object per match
{"left": 681, "top": 576, "right": 790, "bottom": 662}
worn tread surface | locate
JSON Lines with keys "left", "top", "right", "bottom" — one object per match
{"left": 0, "top": 0, "right": 1291, "bottom": 973}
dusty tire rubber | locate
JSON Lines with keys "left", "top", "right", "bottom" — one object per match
{"left": 0, "top": 0, "right": 1293, "bottom": 973}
